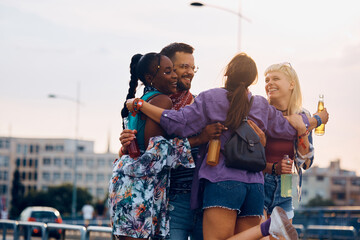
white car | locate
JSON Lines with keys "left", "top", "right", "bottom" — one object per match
{"left": 20, "top": 206, "right": 63, "bottom": 239}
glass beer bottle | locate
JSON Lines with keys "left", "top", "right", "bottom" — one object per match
{"left": 123, "top": 117, "right": 140, "bottom": 158}
{"left": 206, "top": 138, "right": 221, "bottom": 166}
{"left": 315, "top": 94, "right": 325, "bottom": 136}
{"left": 281, "top": 155, "right": 293, "bottom": 197}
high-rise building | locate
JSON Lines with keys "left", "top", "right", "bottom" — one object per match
{"left": 0, "top": 136, "right": 117, "bottom": 212}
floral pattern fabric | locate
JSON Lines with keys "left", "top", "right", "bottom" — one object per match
{"left": 109, "top": 136, "right": 194, "bottom": 239}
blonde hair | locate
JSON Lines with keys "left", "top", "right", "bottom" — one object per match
{"left": 264, "top": 63, "right": 302, "bottom": 115}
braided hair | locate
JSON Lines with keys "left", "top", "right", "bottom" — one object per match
{"left": 121, "top": 52, "right": 161, "bottom": 129}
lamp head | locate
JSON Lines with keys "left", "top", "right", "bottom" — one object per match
{"left": 190, "top": 2, "right": 204, "bottom": 7}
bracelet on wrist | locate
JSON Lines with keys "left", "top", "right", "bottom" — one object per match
{"left": 298, "top": 129, "right": 309, "bottom": 139}
{"left": 313, "top": 114, "right": 322, "bottom": 128}
{"left": 131, "top": 98, "right": 144, "bottom": 116}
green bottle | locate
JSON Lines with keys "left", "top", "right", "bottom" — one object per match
{"left": 281, "top": 155, "right": 292, "bottom": 197}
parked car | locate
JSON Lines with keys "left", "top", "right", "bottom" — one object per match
{"left": 20, "top": 206, "right": 63, "bottom": 239}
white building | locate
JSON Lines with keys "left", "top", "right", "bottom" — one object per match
{"left": 0, "top": 136, "right": 117, "bottom": 212}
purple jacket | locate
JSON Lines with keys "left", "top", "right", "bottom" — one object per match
{"left": 160, "top": 88, "right": 309, "bottom": 208}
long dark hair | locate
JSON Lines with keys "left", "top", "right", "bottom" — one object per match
{"left": 224, "top": 53, "right": 258, "bottom": 130}
{"left": 121, "top": 52, "right": 161, "bottom": 128}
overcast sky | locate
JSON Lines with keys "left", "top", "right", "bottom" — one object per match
{"left": 1, "top": 0, "right": 359, "bottom": 173}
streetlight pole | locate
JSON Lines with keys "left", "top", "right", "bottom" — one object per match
{"left": 190, "top": 1, "right": 251, "bottom": 51}
{"left": 48, "top": 81, "right": 81, "bottom": 219}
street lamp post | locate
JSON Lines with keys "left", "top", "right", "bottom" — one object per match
{"left": 48, "top": 82, "right": 81, "bottom": 219}
{"left": 190, "top": 1, "right": 251, "bottom": 51}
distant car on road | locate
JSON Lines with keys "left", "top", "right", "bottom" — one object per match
{"left": 20, "top": 206, "right": 63, "bottom": 239}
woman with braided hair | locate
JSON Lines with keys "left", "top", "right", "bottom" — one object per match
{"left": 109, "top": 52, "right": 221, "bottom": 240}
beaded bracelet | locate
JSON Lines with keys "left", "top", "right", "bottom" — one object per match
{"left": 131, "top": 98, "right": 144, "bottom": 116}
{"left": 313, "top": 114, "right": 322, "bottom": 127}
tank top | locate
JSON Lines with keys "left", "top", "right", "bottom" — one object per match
{"left": 265, "top": 137, "right": 294, "bottom": 163}
{"left": 127, "top": 90, "right": 161, "bottom": 151}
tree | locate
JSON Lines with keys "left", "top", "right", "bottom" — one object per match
{"left": 9, "top": 168, "right": 24, "bottom": 219}
{"left": 18, "top": 184, "right": 93, "bottom": 217}
{"left": 306, "top": 194, "right": 335, "bottom": 207}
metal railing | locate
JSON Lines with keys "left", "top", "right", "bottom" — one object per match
{"left": 0, "top": 219, "right": 112, "bottom": 240}
{"left": 1, "top": 220, "right": 359, "bottom": 240}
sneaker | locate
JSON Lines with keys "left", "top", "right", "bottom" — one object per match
{"left": 269, "top": 206, "right": 298, "bottom": 240}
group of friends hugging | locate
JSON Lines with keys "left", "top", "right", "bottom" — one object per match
{"left": 108, "top": 43, "right": 329, "bottom": 240}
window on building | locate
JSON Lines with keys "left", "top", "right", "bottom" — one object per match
{"left": 55, "top": 145, "right": 64, "bottom": 152}
{"left": 42, "top": 172, "right": 50, "bottom": 181}
{"left": 85, "top": 173, "right": 93, "bottom": 181}
{"left": 86, "top": 158, "right": 94, "bottom": 168}
{"left": 29, "top": 158, "right": 32, "bottom": 167}
{"left": 97, "top": 173, "right": 105, "bottom": 182}
{"left": 76, "top": 158, "right": 83, "bottom": 166}
{"left": 22, "top": 172, "right": 26, "bottom": 180}
{"left": 34, "top": 172, "right": 37, "bottom": 181}
{"left": 23, "top": 158, "right": 26, "bottom": 167}
{"left": 65, "top": 158, "right": 73, "bottom": 167}
{"left": 23, "top": 145, "right": 28, "bottom": 154}
{"left": 96, "top": 188, "right": 105, "bottom": 198}
{"left": 43, "top": 158, "right": 51, "bottom": 165}
{"left": 87, "top": 187, "right": 93, "bottom": 195}
{"left": 45, "top": 145, "right": 54, "bottom": 151}
{"left": 64, "top": 172, "right": 72, "bottom": 181}
{"left": 16, "top": 158, "right": 20, "bottom": 167}
{"left": 0, "top": 185, "right": 7, "bottom": 194}
{"left": 35, "top": 145, "right": 39, "bottom": 153}
{"left": 28, "top": 172, "right": 32, "bottom": 180}
{"left": 0, "top": 156, "right": 9, "bottom": 167}
{"left": 336, "top": 192, "right": 346, "bottom": 200}
{"left": 316, "top": 176, "right": 324, "bottom": 181}
{"left": 34, "top": 159, "right": 38, "bottom": 168}
{"left": 76, "top": 173, "right": 82, "bottom": 181}
{"left": 16, "top": 144, "right": 21, "bottom": 154}
{"left": 53, "top": 172, "right": 61, "bottom": 181}
{"left": 351, "top": 178, "right": 360, "bottom": 186}
{"left": 333, "top": 178, "right": 346, "bottom": 186}
{"left": 30, "top": 145, "right": 34, "bottom": 153}
{"left": 0, "top": 172, "right": 2, "bottom": 180}
{"left": 108, "top": 159, "right": 113, "bottom": 167}
{"left": 77, "top": 145, "right": 85, "bottom": 152}
{"left": 54, "top": 158, "right": 62, "bottom": 167}
{"left": 97, "top": 158, "right": 105, "bottom": 167}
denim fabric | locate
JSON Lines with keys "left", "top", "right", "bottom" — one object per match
{"left": 264, "top": 173, "right": 294, "bottom": 219}
{"left": 166, "top": 192, "right": 203, "bottom": 240}
{"left": 203, "top": 180, "right": 264, "bottom": 217}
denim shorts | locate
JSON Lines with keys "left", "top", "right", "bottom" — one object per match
{"left": 264, "top": 173, "right": 294, "bottom": 219}
{"left": 203, "top": 180, "right": 264, "bottom": 217}
{"left": 166, "top": 192, "right": 203, "bottom": 240}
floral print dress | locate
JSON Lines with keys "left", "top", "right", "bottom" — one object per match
{"left": 109, "top": 136, "right": 194, "bottom": 239}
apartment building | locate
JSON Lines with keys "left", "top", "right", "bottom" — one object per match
{"left": 299, "top": 159, "right": 360, "bottom": 206}
{"left": 0, "top": 136, "right": 117, "bottom": 211}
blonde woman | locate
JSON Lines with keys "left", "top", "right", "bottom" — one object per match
{"left": 262, "top": 63, "right": 328, "bottom": 239}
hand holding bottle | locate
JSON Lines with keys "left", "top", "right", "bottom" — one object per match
{"left": 275, "top": 155, "right": 293, "bottom": 175}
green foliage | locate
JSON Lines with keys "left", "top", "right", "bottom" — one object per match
{"left": 306, "top": 194, "right": 335, "bottom": 207}
{"left": 13, "top": 183, "right": 93, "bottom": 218}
